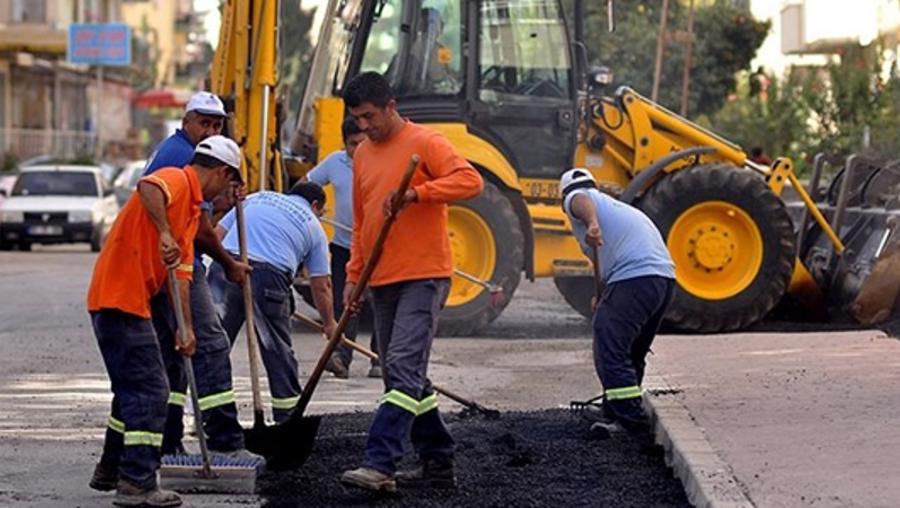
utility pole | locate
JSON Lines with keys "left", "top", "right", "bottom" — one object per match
{"left": 680, "top": 0, "right": 696, "bottom": 116}
{"left": 651, "top": 0, "right": 670, "bottom": 102}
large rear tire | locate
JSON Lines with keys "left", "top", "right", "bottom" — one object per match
{"left": 438, "top": 182, "right": 524, "bottom": 336}
{"left": 553, "top": 276, "right": 595, "bottom": 319}
{"left": 638, "top": 164, "right": 796, "bottom": 332}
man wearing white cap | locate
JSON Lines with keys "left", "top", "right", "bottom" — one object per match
{"left": 559, "top": 168, "right": 675, "bottom": 434}
{"left": 87, "top": 136, "right": 244, "bottom": 506}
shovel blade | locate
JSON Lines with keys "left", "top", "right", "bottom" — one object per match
{"left": 243, "top": 415, "right": 321, "bottom": 471}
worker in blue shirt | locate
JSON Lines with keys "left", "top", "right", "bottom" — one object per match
{"left": 560, "top": 168, "right": 676, "bottom": 433}
{"left": 304, "top": 117, "right": 380, "bottom": 379}
{"left": 210, "top": 182, "right": 337, "bottom": 422}
{"left": 142, "top": 93, "right": 252, "bottom": 459}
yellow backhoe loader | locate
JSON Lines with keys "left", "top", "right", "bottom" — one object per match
{"left": 211, "top": 0, "right": 900, "bottom": 335}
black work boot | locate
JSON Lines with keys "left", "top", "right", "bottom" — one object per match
{"left": 88, "top": 462, "right": 118, "bottom": 491}
{"left": 395, "top": 458, "right": 457, "bottom": 489}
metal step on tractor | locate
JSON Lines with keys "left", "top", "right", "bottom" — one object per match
{"left": 210, "top": 0, "right": 900, "bottom": 335}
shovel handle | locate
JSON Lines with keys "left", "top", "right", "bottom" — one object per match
{"left": 293, "top": 154, "right": 420, "bottom": 418}
{"left": 235, "top": 198, "right": 266, "bottom": 421}
{"left": 590, "top": 245, "right": 603, "bottom": 299}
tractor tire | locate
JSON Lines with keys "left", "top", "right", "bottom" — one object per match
{"left": 438, "top": 181, "right": 524, "bottom": 336}
{"left": 553, "top": 276, "right": 595, "bottom": 319}
{"left": 638, "top": 163, "right": 796, "bottom": 332}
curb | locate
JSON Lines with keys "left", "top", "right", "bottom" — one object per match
{"left": 644, "top": 375, "right": 754, "bottom": 508}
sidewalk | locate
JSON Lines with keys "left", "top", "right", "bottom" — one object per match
{"left": 647, "top": 329, "right": 900, "bottom": 508}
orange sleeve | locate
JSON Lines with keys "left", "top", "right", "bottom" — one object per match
{"left": 413, "top": 132, "right": 483, "bottom": 204}
{"left": 346, "top": 157, "right": 364, "bottom": 284}
{"left": 139, "top": 168, "right": 188, "bottom": 207}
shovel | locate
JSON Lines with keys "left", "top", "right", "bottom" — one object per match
{"left": 231, "top": 197, "right": 287, "bottom": 448}
{"left": 244, "top": 154, "right": 421, "bottom": 470}
{"left": 292, "top": 311, "right": 501, "bottom": 419}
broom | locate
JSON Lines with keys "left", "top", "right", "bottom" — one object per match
{"left": 159, "top": 269, "right": 264, "bottom": 493}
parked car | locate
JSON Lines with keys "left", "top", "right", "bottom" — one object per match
{"left": 0, "top": 175, "right": 15, "bottom": 207}
{"left": 0, "top": 165, "right": 119, "bottom": 251}
{"left": 113, "top": 159, "right": 147, "bottom": 207}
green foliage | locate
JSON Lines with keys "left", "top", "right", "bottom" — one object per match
{"left": 581, "top": 0, "right": 769, "bottom": 117}
{"left": 707, "top": 41, "right": 900, "bottom": 173}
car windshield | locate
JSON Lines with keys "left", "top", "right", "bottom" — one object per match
{"left": 12, "top": 171, "right": 98, "bottom": 197}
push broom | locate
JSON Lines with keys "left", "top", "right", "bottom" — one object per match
{"left": 159, "top": 269, "right": 264, "bottom": 493}
{"left": 244, "top": 154, "right": 420, "bottom": 470}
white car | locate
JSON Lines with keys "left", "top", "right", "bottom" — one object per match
{"left": 0, "top": 165, "right": 119, "bottom": 251}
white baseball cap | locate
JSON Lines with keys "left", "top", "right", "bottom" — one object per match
{"left": 185, "top": 91, "right": 227, "bottom": 117}
{"left": 194, "top": 135, "right": 243, "bottom": 179}
{"left": 559, "top": 168, "right": 596, "bottom": 196}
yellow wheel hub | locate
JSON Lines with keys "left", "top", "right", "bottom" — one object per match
{"left": 447, "top": 206, "right": 496, "bottom": 307}
{"left": 668, "top": 201, "right": 763, "bottom": 300}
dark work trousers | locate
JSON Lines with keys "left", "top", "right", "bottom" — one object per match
{"left": 592, "top": 275, "right": 675, "bottom": 423}
{"left": 150, "top": 259, "right": 244, "bottom": 454}
{"left": 364, "top": 278, "right": 455, "bottom": 475}
{"left": 92, "top": 309, "right": 168, "bottom": 489}
{"left": 330, "top": 243, "right": 379, "bottom": 367}
{"left": 209, "top": 258, "right": 300, "bottom": 423}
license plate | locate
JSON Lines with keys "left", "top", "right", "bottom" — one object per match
{"left": 28, "top": 225, "right": 63, "bottom": 235}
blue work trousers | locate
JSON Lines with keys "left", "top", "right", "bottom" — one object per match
{"left": 209, "top": 258, "right": 300, "bottom": 422}
{"left": 593, "top": 275, "right": 675, "bottom": 423}
{"left": 92, "top": 310, "right": 168, "bottom": 489}
{"left": 364, "top": 278, "right": 455, "bottom": 475}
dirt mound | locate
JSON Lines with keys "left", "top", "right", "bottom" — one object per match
{"left": 259, "top": 409, "right": 689, "bottom": 507}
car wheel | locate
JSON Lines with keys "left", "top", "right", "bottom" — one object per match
{"left": 19, "top": 242, "right": 32, "bottom": 252}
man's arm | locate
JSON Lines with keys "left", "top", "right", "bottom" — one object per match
{"left": 406, "top": 133, "right": 483, "bottom": 206}
{"left": 138, "top": 180, "right": 180, "bottom": 267}
{"left": 344, "top": 159, "right": 365, "bottom": 310}
{"left": 309, "top": 275, "right": 337, "bottom": 340}
{"left": 195, "top": 213, "right": 251, "bottom": 286}
{"left": 569, "top": 193, "right": 603, "bottom": 247}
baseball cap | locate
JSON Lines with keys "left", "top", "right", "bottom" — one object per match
{"left": 559, "top": 168, "right": 596, "bottom": 196}
{"left": 194, "top": 135, "right": 243, "bottom": 181}
{"left": 185, "top": 91, "right": 227, "bottom": 117}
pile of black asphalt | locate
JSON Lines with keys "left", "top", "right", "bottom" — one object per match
{"left": 259, "top": 409, "right": 691, "bottom": 507}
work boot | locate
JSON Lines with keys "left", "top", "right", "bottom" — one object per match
{"left": 325, "top": 354, "right": 349, "bottom": 379}
{"left": 340, "top": 467, "right": 397, "bottom": 492}
{"left": 113, "top": 479, "right": 182, "bottom": 507}
{"left": 395, "top": 458, "right": 457, "bottom": 489}
{"left": 579, "top": 400, "right": 616, "bottom": 424}
{"left": 367, "top": 364, "right": 383, "bottom": 379}
{"left": 88, "top": 462, "right": 118, "bottom": 492}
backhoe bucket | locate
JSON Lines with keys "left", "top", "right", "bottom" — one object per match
{"left": 852, "top": 222, "right": 900, "bottom": 325}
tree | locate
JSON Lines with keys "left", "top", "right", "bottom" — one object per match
{"left": 280, "top": 1, "right": 317, "bottom": 115}
{"left": 581, "top": 0, "right": 769, "bottom": 117}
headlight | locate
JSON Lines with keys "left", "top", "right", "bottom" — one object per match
{"left": 0, "top": 210, "right": 23, "bottom": 223}
{"left": 68, "top": 210, "right": 93, "bottom": 223}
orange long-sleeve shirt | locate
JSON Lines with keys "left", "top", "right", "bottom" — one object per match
{"left": 347, "top": 121, "right": 483, "bottom": 287}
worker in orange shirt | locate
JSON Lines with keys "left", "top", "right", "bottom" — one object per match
{"left": 339, "top": 72, "right": 483, "bottom": 492}
{"left": 86, "top": 136, "right": 242, "bottom": 508}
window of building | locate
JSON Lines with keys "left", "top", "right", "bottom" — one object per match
{"left": 10, "top": 0, "right": 47, "bottom": 23}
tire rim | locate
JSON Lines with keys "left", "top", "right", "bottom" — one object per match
{"left": 447, "top": 206, "right": 496, "bottom": 307}
{"left": 667, "top": 200, "right": 763, "bottom": 300}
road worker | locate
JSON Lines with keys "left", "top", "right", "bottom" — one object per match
{"left": 142, "top": 92, "right": 251, "bottom": 458}
{"left": 338, "top": 72, "right": 483, "bottom": 492}
{"left": 304, "top": 117, "right": 381, "bottom": 379}
{"left": 209, "top": 182, "right": 337, "bottom": 422}
{"left": 87, "top": 136, "right": 242, "bottom": 507}
{"left": 559, "top": 168, "right": 676, "bottom": 433}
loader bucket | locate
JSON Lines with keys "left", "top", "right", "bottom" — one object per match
{"left": 852, "top": 221, "right": 900, "bottom": 325}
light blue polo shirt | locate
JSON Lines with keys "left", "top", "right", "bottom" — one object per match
{"left": 218, "top": 192, "right": 331, "bottom": 278}
{"left": 306, "top": 150, "right": 353, "bottom": 249}
{"left": 563, "top": 188, "right": 675, "bottom": 284}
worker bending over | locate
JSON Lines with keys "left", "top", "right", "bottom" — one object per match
{"left": 304, "top": 117, "right": 381, "bottom": 379}
{"left": 209, "top": 182, "right": 337, "bottom": 422}
{"left": 339, "top": 72, "right": 483, "bottom": 492}
{"left": 87, "top": 136, "right": 242, "bottom": 507}
{"left": 560, "top": 169, "right": 675, "bottom": 433}
{"left": 143, "top": 92, "right": 251, "bottom": 458}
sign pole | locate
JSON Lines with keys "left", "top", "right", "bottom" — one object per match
{"left": 95, "top": 65, "right": 103, "bottom": 161}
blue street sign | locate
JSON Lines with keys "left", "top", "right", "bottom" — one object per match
{"left": 67, "top": 23, "right": 132, "bottom": 66}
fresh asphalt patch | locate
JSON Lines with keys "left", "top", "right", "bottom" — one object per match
{"left": 259, "top": 409, "right": 690, "bottom": 507}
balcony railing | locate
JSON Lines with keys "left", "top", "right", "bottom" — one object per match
{"left": 0, "top": 128, "right": 97, "bottom": 161}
